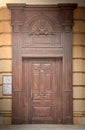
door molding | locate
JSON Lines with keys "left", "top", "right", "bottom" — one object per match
{"left": 7, "top": 4, "right": 77, "bottom": 124}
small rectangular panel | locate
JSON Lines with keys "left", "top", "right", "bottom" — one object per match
{"left": 33, "top": 35, "right": 52, "bottom": 45}
{"left": 32, "top": 93, "right": 40, "bottom": 100}
{"left": 22, "top": 33, "right": 62, "bottom": 47}
{"left": 45, "top": 74, "right": 51, "bottom": 90}
{"left": 32, "top": 100, "right": 52, "bottom": 107}
{"left": 32, "top": 64, "right": 40, "bottom": 73}
{"left": 55, "top": 33, "right": 61, "bottom": 46}
{"left": 44, "top": 94, "right": 52, "bottom": 100}
{"left": 3, "top": 75, "right": 12, "bottom": 95}
{"left": 3, "top": 84, "right": 12, "bottom": 95}
{"left": 3, "top": 75, "right": 12, "bottom": 84}
{"left": 33, "top": 107, "right": 51, "bottom": 117}
{"left": 32, "top": 74, "right": 40, "bottom": 90}
{"left": 43, "top": 64, "right": 52, "bottom": 73}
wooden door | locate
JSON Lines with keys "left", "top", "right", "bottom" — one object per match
{"left": 22, "top": 58, "right": 62, "bottom": 124}
{"left": 7, "top": 4, "right": 77, "bottom": 124}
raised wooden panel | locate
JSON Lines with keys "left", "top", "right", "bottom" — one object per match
{"left": 22, "top": 33, "right": 61, "bottom": 47}
{"left": 33, "top": 107, "right": 51, "bottom": 116}
{"left": 31, "top": 60, "right": 54, "bottom": 123}
{"left": 22, "top": 58, "right": 62, "bottom": 124}
{"left": 7, "top": 4, "right": 77, "bottom": 124}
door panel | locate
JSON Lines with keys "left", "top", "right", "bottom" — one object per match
{"left": 23, "top": 58, "right": 62, "bottom": 124}
{"left": 31, "top": 60, "right": 55, "bottom": 123}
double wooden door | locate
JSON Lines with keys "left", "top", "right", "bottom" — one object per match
{"left": 22, "top": 58, "right": 62, "bottom": 123}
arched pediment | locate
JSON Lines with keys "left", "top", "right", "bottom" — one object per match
{"left": 21, "top": 14, "right": 61, "bottom": 33}
{"left": 21, "top": 15, "right": 62, "bottom": 47}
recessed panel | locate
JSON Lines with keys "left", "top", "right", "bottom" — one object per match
{"left": 33, "top": 107, "right": 52, "bottom": 117}
{"left": 33, "top": 35, "right": 52, "bottom": 45}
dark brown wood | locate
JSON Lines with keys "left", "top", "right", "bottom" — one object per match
{"left": 22, "top": 58, "right": 62, "bottom": 124}
{"left": 7, "top": 3, "right": 77, "bottom": 124}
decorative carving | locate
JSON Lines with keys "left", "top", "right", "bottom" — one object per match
{"left": 22, "top": 33, "right": 61, "bottom": 47}
{"left": 7, "top": 3, "right": 77, "bottom": 124}
{"left": 36, "top": 28, "right": 49, "bottom": 35}
{"left": 11, "top": 10, "right": 23, "bottom": 25}
{"left": 29, "top": 18, "right": 55, "bottom": 35}
{"left": 22, "top": 16, "right": 62, "bottom": 47}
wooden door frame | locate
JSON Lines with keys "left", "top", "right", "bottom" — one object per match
{"left": 7, "top": 3, "right": 77, "bottom": 124}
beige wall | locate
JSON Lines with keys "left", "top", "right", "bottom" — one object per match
{"left": 0, "top": 7, "right": 12, "bottom": 124}
{"left": 73, "top": 7, "right": 85, "bottom": 124}
{"left": 0, "top": 5, "right": 85, "bottom": 125}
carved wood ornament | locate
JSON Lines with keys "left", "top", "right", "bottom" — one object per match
{"left": 7, "top": 4, "right": 77, "bottom": 124}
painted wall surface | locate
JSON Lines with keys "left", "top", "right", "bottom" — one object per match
{"left": 73, "top": 7, "right": 85, "bottom": 124}
{"left": 0, "top": 1, "right": 85, "bottom": 125}
{"left": 0, "top": 7, "right": 12, "bottom": 124}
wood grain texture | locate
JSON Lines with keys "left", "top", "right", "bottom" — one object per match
{"left": 22, "top": 58, "right": 62, "bottom": 124}
{"left": 7, "top": 4, "right": 77, "bottom": 124}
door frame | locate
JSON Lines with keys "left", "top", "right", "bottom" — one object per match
{"left": 7, "top": 4, "right": 77, "bottom": 124}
